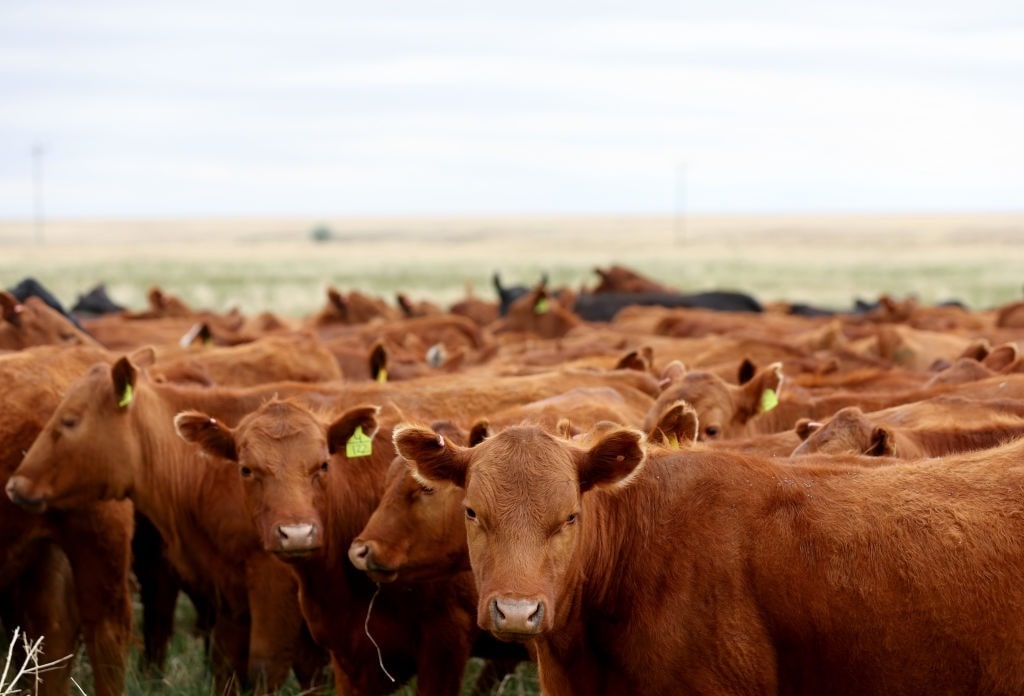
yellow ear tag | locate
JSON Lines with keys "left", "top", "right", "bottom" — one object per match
{"left": 666, "top": 432, "right": 680, "bottom": 450}
{"left": 346, "top": 426, "right": 373, "bottom": 458}
{"left": 376, "top": 367, "right": 388, "bottom": 384}
{"left": 118, "top": 383, "right": 134, "bottom": 408}
{"left": 534, "top": 297, "right": 550, "bottom": 315}
{"left": 760, "top": 388, "right": 778, "bottom": 413}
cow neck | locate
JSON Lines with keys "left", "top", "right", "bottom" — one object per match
{"left": 576, "top": 451, "right": 693, "bottom": 611}
{"left": 322, "top": 449, "right": 391, "bottom": 555}
{"left": 127, "top": 378, "right": 256, "bottom": 581}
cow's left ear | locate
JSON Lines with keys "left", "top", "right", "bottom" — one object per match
{"left": 327, "top": 405, "right": 381, "bottom": 456}
{"left": 394, "top": 424, "right": 471, "bottom": 488}
{"left": 741, "top": 361, "right": 784, "bottom": 415}
{"left": 174, "top": 411, "right": 238, "bottom": 461}
{"left": 577, "top": 428, "right": 646, "bottom": 493}
{"left": 867, "top": 425, "right": 897, "bottom": 457}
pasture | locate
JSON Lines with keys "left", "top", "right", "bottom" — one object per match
{"left": 2, "top": 212, "right": 1023, "bottom": 316}
{"left": 1, "top": 211, "right": 1023, "bottom": 695}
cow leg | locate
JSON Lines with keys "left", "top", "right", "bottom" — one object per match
{"left": 2, "top": 543, "right": 79, "bottom": 696}
{"left": 413, "top": 613, "right": 474, "bottom": 696}
{"left": 59, "top": 505, "right": 133, "bottom": 696}
{"left": 132, "top": 511, "right": 180, "bottom": 671}
{"left": 210, "top": 604, "right": 251, "bottom": 695}
{"left": 245, "top": 554, "right": 304, "bottom": 692}
{"left": 292, "top": 622, "right": 330, "bottom": 690}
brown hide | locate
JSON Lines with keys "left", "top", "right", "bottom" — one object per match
{"left": 8, "top": 356, "right": 324, "bottom": 692}
{"left": 179, "top": 399, "right": 480, "bottom": 694}
{"left": 399, "top": 423, "right": 1024, "bottom": 695}
{"left": 0, "top": 345, "right": 132, "bottom": 696}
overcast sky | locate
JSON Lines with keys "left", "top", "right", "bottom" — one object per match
{"left": 1, "top": 0, "right": 1022, "bottom": 219}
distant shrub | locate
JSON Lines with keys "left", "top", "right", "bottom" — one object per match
{"left": 310, "top": 225, "right": 334, "bottom": 243}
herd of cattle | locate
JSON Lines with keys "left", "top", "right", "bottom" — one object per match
{"left": 3, "top": 264, "right": 1024, "bottom": 695}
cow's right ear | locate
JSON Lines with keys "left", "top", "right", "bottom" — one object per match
{"left": 577, "top": 428, "right": 646, "bottom": 493}
{"left": 393, "top": 424, "right": 470, "bottom": 488}
{"left": 174, "top": 411, "right": 238, "bottom": 461}
{"left": 648, "top": 400, "right": 698, "bottom": 448}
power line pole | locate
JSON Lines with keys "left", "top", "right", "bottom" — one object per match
{"left": 673, "top": 160, "right": 686, "bottom": 246}
{"left": 32, "top": 141, "right": 45, "bottom": 244}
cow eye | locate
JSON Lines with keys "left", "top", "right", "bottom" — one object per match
{"left": 60, "top": 416, "right": 77, "bottom": 429}
{"left": 464, "top": 506, "right": 477, "bottom": 521}
{"left": 704, "top": 425, "right": 720, "bottom": 439}
{"left": 566, "top": 512, "right": 578, "bottom": 525}
{"left": 320, "top": 460, "right": 329, "bottom": 472}
{"left": 419, "top": 484, "right": 435, "bottom": 495}
{"left": 240, "top": 466, "right": 253, "bottom": 478}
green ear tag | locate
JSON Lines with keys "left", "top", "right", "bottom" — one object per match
{"left": 376, "top": 367, "right": 388, "bottom": 384}
{"left": 119, "top": 383, "right": 134, "bottom": 408}
{"left": 759, "top": 388, "right": 778, "bottom": 413}
{"left": 346, "top": 426, "right": 373, "bottom": 458}
{"left": 534, "top": 297, "right": 550, "bottom": 315}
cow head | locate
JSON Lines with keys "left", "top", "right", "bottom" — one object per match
{"left": 652, "top": 360, "right": 783, "bottom": 440}
{"left": 792, "top": 406, "right": 896, "bottom": 457}
{"left": 176, "top": 400, "right": 379, "bottom": 557}
{"left": 0, "top": 292, "right": 99, "bottom": 351}
{"left": 394, "top": 424, "right": 645, "bottom": 641}
{"left": 349, "top": 421, "right": 485, "bottom": 583}
{"left": 6, "top": 348, "right": 155, "bottom": 512}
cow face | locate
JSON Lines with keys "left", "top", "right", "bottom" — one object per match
{"left": 792, "top": 406, "right": 895, "bottom": 457}
{"left": 0, "top": 293, "right": 98, "bottom": 351}
{"left": 177, "top": 400, "right": 374, "bottom": 557}
{"left": 349, "top": 456, "right": 469, "bottom": 583}
{"left": 395, "top": 424, "right": 645, "bottom": 641}
{"left": 7, "top": 354, "right": 148, "bottom": 512}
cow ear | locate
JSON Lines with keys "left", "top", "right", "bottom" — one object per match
{"left": 737, "top": 358, "right": 756, "bottom": 385}
{"left": 648, "top": 400, "right": 698, "bottom": 448}
{"left": 577, "top": 428, "right": 646, "bottom": 493}
{"left": 327, "top": 405, "right": 381, "bottom": 456}
{"left": 394, "top": 424, "right": 470, "bottom": 488}
{"left": 111, "top": 356, "right": 138, "bottom": 408}
{"left": 795, "top": 418, "right": 821, "bottom": 441}
{"left": 657, "top": 360, "right": 686, "bottom": 389}
{"left": 742, "top": 361, "right": 784, "bottom": 415}
{"left": 468, "top": 419, "right": 490, "bottom": 447}
{"left": 369, "top": 342, "right": 388, "bottom": 383}
{"left": 983, "top": 343, "right": 1018, "bottom": 372}
{"left": 128, "top": 346, "right": 157, "bottom": 368}
{"left": 174, "top": 411, "right": 238, "bottom": 461}
{"left": 867, "top": 426, "right": 897, "bottom": 457}
{"left": 0, "top": 291, "right": 24, "bottom": 324}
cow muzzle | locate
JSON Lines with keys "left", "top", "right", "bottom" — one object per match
{"left": 348, "top": 540, "right": 400, "bottom": 583}
{"left": 5, "top": 476, "right": 48, "bottom": 514}
{"left": 487, "top": 596, "right": 546, "bottom": 640}
{"left": 274, "top": 523, "right": 320, "bottom": 555}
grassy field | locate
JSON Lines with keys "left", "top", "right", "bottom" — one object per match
{"left": 2, "top": 211, "right": 1022, "bottom": 694}
{"left": 2, "top": 212, "right": 1023, "bottom": 317}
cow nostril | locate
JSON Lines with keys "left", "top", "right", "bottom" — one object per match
{"left": 528, "top": 601, "right": 544, "bottom": 629}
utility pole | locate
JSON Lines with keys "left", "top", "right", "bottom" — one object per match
{"left": 32, "top": 141, "right": 45, "bottom": 244}
{"left": 673, "top": 160, "right": 686, "bottom": 246}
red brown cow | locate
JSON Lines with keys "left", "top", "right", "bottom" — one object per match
{"left": 792, "top": 398, "right": 1024, "bottom": 458}
{"left": 175, "top": 400, "right": 480, "bottom": 695}
{"left": 0, "top": 344, "right": 132, "bottom": 696}
{"left": 396, "top": 423, "right": 1024, "bottom": 694}
{"left": 6, "top": 350, "right": 326, "bottom": 693}
{"left": 0, "top": 292, "right": 100, "bottom": 351}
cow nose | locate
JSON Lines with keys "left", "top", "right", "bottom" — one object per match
{"left": 348, "top": 540, "right": 370, "bottom": 570}
{"left": 489, "top": 597, "right": 545, "bottom": 636}
{"left": 5, "top": 476, "right": 48, "bottom": 513}
{"left": 276, "top": 523, "right": 319, "bottom": 552}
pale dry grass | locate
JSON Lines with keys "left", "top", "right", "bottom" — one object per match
{"left": 1, "top": 213, "right": 1022, "bottom": 317}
